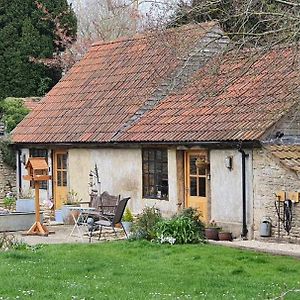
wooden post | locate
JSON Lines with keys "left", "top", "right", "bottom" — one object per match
{"left": 24, "top": 181, "right": 49, "bottom": 236}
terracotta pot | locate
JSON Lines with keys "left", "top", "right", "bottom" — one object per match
{"left": 205, "top": 228, "right": 219, "bottom": 240}
{"left": 218, "top": 232, "right": 233, "bottom": 241}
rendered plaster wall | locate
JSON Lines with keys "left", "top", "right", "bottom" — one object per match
{"left": 210, "top": 149, "right": 253, "bottom": 238}
{"left": 253, "top": 148, "right": 300, "bottom": 241}
{"left": 68, "top": 148, "right": 179, "bottom": 217}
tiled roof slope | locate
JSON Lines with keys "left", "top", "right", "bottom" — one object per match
{"left": 267, "top": 145, "right": 300, "bottom": 173}
{"left": 12, "top": 22, "right": 221, "bottom": 144}
{"left": 120, "top": 46, "right": 300, "bottom": 142}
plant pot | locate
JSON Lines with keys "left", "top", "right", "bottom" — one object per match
{"left": 61, "top": 204, "right": 79, "bottom": 225}
{"left": 16, "top": 198, "right": 35, "bottom": 212}
{"left": 218, "top": 232, "right": 233, "bottom": 241}
{"left": 55, "top": 209, "right": 63, "bottom": 223}
{"left": 205, "top": 228, "right": 219, "bottom": 240}
{"left": 122, "top": 221, "right": 133, "bottom": 237}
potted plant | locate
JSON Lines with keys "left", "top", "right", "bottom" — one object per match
{"left": 61, "top": 190, "right": 81, "bottom": 225}
{"left": 3, "top": 193, "right": 16, "bottom": 211}
{"left": 204, "top": 220, "right": 221, "bottom": 240}
{"left": 16, "top": 189, "right": 34, "bottom": 212}
{"left": 218, "top": 230, "right": 233, "bottom": 241}
{"left": 122, "top": 207, "right": 134, "bottom": 237}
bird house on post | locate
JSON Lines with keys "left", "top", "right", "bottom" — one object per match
{"left": 23, "top": 157, "right": 51, "bottom": 182}
{"left": 23, "top": 157, "right": 51, "bottom": 236}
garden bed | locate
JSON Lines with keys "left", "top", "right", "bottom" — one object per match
{"left": 0, "top": 212, "right": 43, "bottom": 232}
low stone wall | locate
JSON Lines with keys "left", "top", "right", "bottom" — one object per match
{"left": 253, "top": 148, "right": 300, "bottom": 242}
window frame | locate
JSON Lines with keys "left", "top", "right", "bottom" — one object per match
{"left": 142, "top": 148, "right": 169, "bottom": 200}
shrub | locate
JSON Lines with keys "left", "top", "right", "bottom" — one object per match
{"left": 131, "top": 206, "right": 162, "bottom": 240}
{"left": 156, "top": 208, "right": 205, "bottom": 244}
{"left": 123, "top": 207, "right": 134, "bottom": 222}
{"left": 3, "top": 194, "right": 16, "bottom": 210}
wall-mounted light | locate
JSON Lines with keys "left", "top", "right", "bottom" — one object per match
{"left": 225, "top": 156, "right": 233, "bottom": 170}
{"left": 20, "top": 154, "right": 27, "bottom": 166}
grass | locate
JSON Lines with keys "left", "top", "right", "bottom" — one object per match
{"left": 0, "top": 241, "right": 299, "bottom": 299}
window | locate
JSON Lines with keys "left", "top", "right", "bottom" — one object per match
{"left": 142, "top": 149, "right": 168, "bottom": 200}
{"left": 29, "top": 149, "right": 48, "bottom": 189}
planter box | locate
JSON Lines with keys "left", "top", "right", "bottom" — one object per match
{"left": 218, "top": 232, "right": 233, "bottom": 241}
{"left": 205, "top": 228, "right": 220, "bottom": 240}
{"left": 62, "top": 205, "right": 79, "bottom": 225}
{"left": 0, "top": 212, "right": 44, "bottom": 232}
{"left": 16, "top": 199, "right": 35, "bottom": 212}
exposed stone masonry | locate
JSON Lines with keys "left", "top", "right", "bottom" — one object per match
{"left": 0, "top": 151, "right": 16, "bottom": 203}
{"left": 253, "top": 148, "right": 300, "bottom": 242}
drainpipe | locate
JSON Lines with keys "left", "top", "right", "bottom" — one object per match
{"left": 239, "top": 149, "right": 249, "bottom": 239}
{"left": 17, "top": 150, "right": 22, "bottom": 195}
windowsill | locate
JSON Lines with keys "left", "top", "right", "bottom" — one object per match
{"left": 142, "top": 197, "right": 169, "bottom": 201}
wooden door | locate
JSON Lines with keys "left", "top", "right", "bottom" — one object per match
{"left": 53, "top": 150, "right": 68, "bottom": 209}
{"left": 185, "top": 151, "right": 209, "bottom": 222}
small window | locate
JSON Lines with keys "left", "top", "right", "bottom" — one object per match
{"left": 142, "top": 149, "right": 168, "bottom": 200}
{"left": 29, "top": 149, "right": 48, "bottom": 190}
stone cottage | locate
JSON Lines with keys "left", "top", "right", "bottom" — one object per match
{"left": 11, "top": 22, "right": 300, "bottom": 241}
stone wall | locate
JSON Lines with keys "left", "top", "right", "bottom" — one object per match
{"left": 253, "top": 148, "right": 300, "bottom": 242}
{"left": 0, "top": 151, "right": 16, "bottom": 203}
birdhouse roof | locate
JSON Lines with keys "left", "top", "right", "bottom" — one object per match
{"left": 25, "top": 157, "right": 48, "bottom": 170}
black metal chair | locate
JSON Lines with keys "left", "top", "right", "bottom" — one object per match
{"left": 88, "top": 197, "right": 130, "bottom": 242}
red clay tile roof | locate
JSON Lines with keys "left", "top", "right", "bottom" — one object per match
{"left": 120, "top": 46, "right": 300, "bottom": 142}
{"left": 12, "top": 22, "right": 218, "bottom": 144}
{"left": 23, "top": 97, "right": 41, "bottom": 111}
{"left": 267, "top": 145, "right": 300, "bottom": 173}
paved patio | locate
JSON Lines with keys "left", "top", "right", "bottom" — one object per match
{"left": 12, "top": 223, "right": 126, "bottom": 245}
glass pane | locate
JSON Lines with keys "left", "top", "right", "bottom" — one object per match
{"left": 190, "top": 177, "right": 197, "bottom": 196}
{"left": 190, "top": 156, "right": 197, "bottom": 175}
{"left": 198, "top": 166, "right": 206, "bottom": 175}
{"left": 148, "top": 150, "right": 154, "bottom": 161}
{"left": 143, "top": 150, "right": 148, "bottom": 162}
{"left": 62, "top": 154, "right": 67, "bottom": 169}
{"left": 149, "top": 161, "right": 154, "bottom": 173}
{"left": 162, "top": 162, "right": 168, "bottom": 174}
{"left": 156, "top": 150, "right": 162, "bottom": 160}
{"left": 57, "top": 155, "right": 62, "bottom": 169}
{"left": 149, "top": 174, "right": 154, "bottom": 186}
{"left": 162, "top": 150, "right": 167, "bottom": 161}
{"left": 57, "top": 171, "right": 62, "bottom": 186}
{"left": 199, "top": 177, "right": 206, "bottom": 197}
{"left": 62, "top": 171, "right": 67, "bottom": 186}
{"left": 149, "top": 186, "right": 155, "bottom": 197}
{"left": 143, "top": 161, "right": 148, "bottom": 173}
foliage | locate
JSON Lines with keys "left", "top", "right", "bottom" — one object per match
{"left": 0, "top": 233, "right": 43, "bottom": 251}
{"left": 64, "top": 189, "right": 81, "bottom": 205}
{"left": 3, "top": 195, "right": 16, "bottom": 210}
{"left": 0, "top": 97, "right": 30, "bottom": 133}
{"left": 122, "top": 207, "right": 134, "bottom": 222}
{"left": 131, "top": 206, "right": 162, "bottom": 240}
{"left": 0, "top": 139, "right": 16, "bottom": 169}
{"left": 170, "top": 0, "right": 300, "bottom": 47}
{"left": 156, "top": 208, "right": 205, "bottom": 244}
{"left": 0, "top": 0, "right": 77, "bottom": 99}
{"left": 0, "top": 241, "right": 299, "bottom": 298}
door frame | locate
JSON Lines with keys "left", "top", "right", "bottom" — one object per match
{"left": 184, "top": 150, "right": 210, "bottom": 223}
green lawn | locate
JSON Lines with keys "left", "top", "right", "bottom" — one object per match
{"left": 0, "top": 241, "right": 299, "bottom": 299}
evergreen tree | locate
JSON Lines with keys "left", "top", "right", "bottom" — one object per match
{"left": 0, "top": 0, "right": 77, "bottom": 100}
